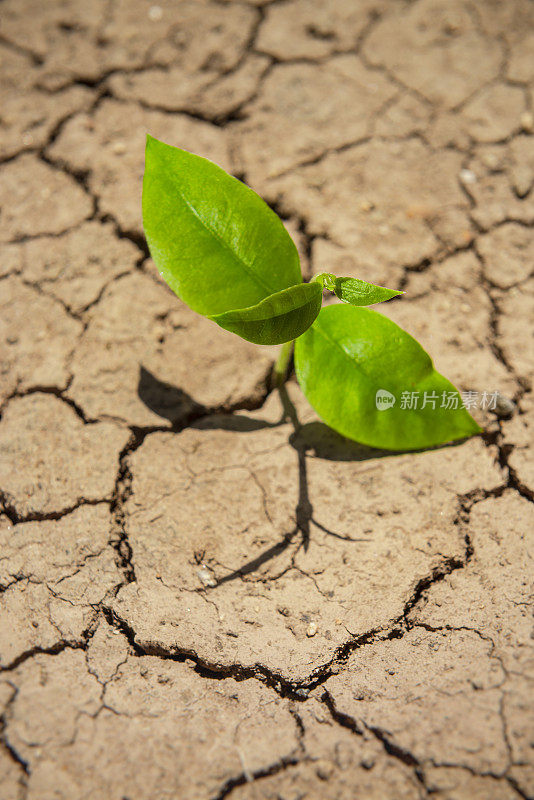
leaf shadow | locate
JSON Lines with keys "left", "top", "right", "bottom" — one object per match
{"left": 289, "top": 421, "right": 397, "bottom": 463}
{"left": 137, "top": 368, "right": 462, "bottom": 588}
{"left": 214, "top": 385, "right": 415, "bottom": 588}
{"left": 137, "top": 365, "right": 277, "bottom": 431}
{"left": 138, "top": 365, "right": 199, "bottom": 425}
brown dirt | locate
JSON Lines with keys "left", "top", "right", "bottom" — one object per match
{"left": 0, "top": 1, "right": 533, "bottom": 798}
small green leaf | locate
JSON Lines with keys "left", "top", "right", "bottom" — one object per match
{"left": 142, "top": 135, "right": 302, "bottom": 317}
{"left": 210, "top": 283, "right": 322, "bottom": 345}
{"left": 294, "top": 304, "right": 482, "bottom": 451}
{"left": 315, "top": 273, "right": 402, "bottom": 306}
{"left": 334, "top": 277, "right": 402, "bottom": 306}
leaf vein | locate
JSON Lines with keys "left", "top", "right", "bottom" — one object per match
{"left": 164, "top": 173, "right": 275, "bottom": 297}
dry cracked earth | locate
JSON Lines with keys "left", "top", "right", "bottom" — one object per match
{"left": 0, "top": 0, "right": 533, "bottom": 798}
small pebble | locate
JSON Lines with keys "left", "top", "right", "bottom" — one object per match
{"left": 459, "top": 168, "right": 476, "bottom": 185}
{"left": 153, "top": 323, "right": 165, "bottom": 340}
{"left": 316, "top": 761, "right": 334, "bottom": 780}
{"left": 511, "top": 165, "right": 533, "bottom": 198}
{"left": 480, "top": 152, "right": 500, "bottom": 170}
{"left": 197, "top": 565, "right": 216, "bottom": 587}
{"left": 520, "top": 111, "right": 533, "bottom": 133}
{"left": 306, "top": 621, "right": 317, "bottom": 637}
{"left": 148, "top": 5, "right": 163, "bottom": 20}
{"left": 359, "top": 199, "right": 375, "bottom": 212}
{"left": 112, "top": 141, "right": 126, "bottom": 155}
{"left": 492, "top": 392, "right": 516, "bottom": 419}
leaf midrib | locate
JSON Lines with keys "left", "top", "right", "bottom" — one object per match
{"left": 314, "top": 318, "right": 432, "bottom": 386}
{"left": 164, "top": 169, "right": 276, "bottom": 297}
{"left": 313, "top": 320, "right": 379, "bottom": 384}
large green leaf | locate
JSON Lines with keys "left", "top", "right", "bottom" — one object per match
{"left": 315, "top": 273, "right": 402, "bottom": 306}
{"left": 294, "top": 304, "right": 482, "bottom": 451}
{"left": 210, "top": 283, "right": 322, "bottom": 345}
{"left": 142, "top": 136, "right": 302, "bottom": 317}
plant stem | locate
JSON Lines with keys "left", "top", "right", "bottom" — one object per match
{"left": 272, "top": 339, "right": 294, "bottom": 387}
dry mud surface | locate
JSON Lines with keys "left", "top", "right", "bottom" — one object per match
{"left": 0, "top": 0, "right": 533, "bottom": 798}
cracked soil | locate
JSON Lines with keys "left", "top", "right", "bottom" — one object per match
{"left": 0, "top": 0, "right": 533, "bottom": 798}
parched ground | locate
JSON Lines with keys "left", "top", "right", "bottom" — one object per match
{"left": 0, "top": 0, "right": 533, "bottom": 797}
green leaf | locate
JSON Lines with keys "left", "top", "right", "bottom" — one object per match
{"left": 210, "top": 282, "right": 322, "bottom": 345}
{"left": 294, "top": 304, "right": 482, "bottom": 451}
{"left": 315, "top": 273, "right": 402, "bottom": 306}
{"left": 142, "top": 135, "right": 302, "bottom": 317}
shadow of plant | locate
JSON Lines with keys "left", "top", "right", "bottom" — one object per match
{"left": 137, "top": 365, "right": 200, "bottom": 424}
{"left": 138, "top": 365, "right": 278, "bottom": 431}
{"left": 137, "top": 365, "right": 457, "bottom": 586}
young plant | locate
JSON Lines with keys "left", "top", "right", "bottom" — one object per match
{"left": 142, "top": 136, "right": 481, "bottom": 451}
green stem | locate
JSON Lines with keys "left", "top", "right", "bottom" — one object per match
{"left": 272, "top": 339, "right": 294, "bottom": 387}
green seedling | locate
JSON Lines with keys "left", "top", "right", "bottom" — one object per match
{"left": 142, "top": 135, "right": 481, "bottom": 451}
